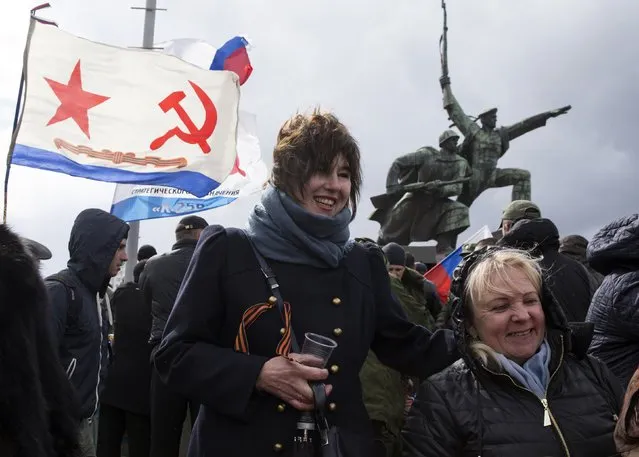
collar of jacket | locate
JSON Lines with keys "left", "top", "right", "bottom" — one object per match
{"left": 171, "top": 238, "right": 198, "bottom": 251}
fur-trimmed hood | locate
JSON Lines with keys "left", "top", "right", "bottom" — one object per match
{"left": 0, "top": 224, "right": 79, "bottom": 457}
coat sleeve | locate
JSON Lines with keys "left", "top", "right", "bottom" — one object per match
{"left": 587, "top": 354, "right": 625, "bottom": 413}
{"left": 153, "top": 226, "right": 269, "bottom": 422}
{"left": 442, "top": 84, "right": 479, "bottom": 138}
{"left": 402, "top": 379, "right": 463, "bottom": 457}
{"left": 368, "top": 246, "right": 459, "bottom": 379}
{"left": 45, "top": 281, "right": 70, "bottom": 349}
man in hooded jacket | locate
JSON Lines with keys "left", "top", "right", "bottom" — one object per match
{"left": 498, "top": 217, "right": 593, "bottom": 322}
{"left": 46, "top": 208, "right": 129, "bottom": 457}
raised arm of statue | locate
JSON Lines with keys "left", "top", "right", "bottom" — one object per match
{"left": 441, "top": 82, "right": 478, "bottom": 138}
{"left": 505, "top": 105, "right": 572, "bottom": 141}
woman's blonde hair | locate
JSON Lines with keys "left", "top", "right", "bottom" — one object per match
{"left": 463, "top": 248, "right": 543, "bottom": 368}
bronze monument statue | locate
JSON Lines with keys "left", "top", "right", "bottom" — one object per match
{"left": 370, "top": 130, "right": 471, "bottom": 255}
{"left": 439, "top": 0, "right": 571, "bottom": 208}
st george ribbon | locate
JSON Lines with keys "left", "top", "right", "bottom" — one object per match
{"left": 9, "top": 18, "right": 241, "bottom": 197}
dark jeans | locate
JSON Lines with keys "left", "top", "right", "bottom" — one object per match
{"left": 97, "top": 404, "right": 150, "bottom": 457}
{"left": 150, "top": 369, "right": 199, "bottom": 457}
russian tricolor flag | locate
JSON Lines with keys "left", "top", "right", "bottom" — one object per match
{"left": 210, "top": 36, "right": 253, "bottom": 86}
{"left": 161, "top": 36, "right": 253, "bottom": 86}
{"left": 425, "top": 226, "right": 493, "bottom": 303}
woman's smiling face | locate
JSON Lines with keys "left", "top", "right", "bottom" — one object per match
{"left": 295, "top": 155, "right": 351, "bottom": 217}
{"left": 470, "top": 266, "right": 546, "bottom": 364}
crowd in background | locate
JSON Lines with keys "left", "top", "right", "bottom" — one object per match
{"left": 0, "top": 110, "right": 637, "bottom": 457}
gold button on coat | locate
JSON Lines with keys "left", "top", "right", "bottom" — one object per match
{"left": 333, "top": 328, "right": 343, "bottom": 337}
{"left": 330, "top": 364, "right": 339, "bottom": 374}
{"left": 273, "top": 443, "right": 283, "bottom": 452}
{"left": 328, "top": 402, "right": 337, "bottom": 411}
{"left": 277, "top": 403, "right": 286, "bottom": 413}
{"left": 332, "top": 297, "right": 341, "bottom": 305}
{"left": 268, "top": 296, "right": 277, "bottom": 304}
{"left": 279, "top": 327, "right": 286, "bottom": 335}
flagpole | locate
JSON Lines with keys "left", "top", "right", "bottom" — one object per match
{"left": 124, "top": 0, "right": 162, "bottom": 281}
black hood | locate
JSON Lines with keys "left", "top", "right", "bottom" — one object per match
{"left": 498, "top": 218, "right": 560, "bottom": 254}
{"left": 587, "top": 214, "right": 639, "bottom": 276}
{"left": 67, "top": 209, "right": 129, "bottom": 294}
{"left": 448, "top": 246, "right": 579, "bottom": 369}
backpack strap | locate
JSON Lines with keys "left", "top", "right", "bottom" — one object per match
{"left": 45, "top": 271, "right": 77, "bottom": 303}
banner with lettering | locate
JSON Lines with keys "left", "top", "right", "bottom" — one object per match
{"left": 110, "top": 111, "right": 267, "bottom": 222}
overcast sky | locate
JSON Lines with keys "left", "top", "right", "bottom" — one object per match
{"left": 1, "top": 0, "right": 638, "bottom": 276}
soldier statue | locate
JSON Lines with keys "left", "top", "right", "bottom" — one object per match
{"left": 437, "top": 0, "right": 571, "bottom": 208}
{"left": 440, "top": 76, "right": 571, "bottom": 207}
{"left": 370, "top": 130, "right": 471, "bottom": 255}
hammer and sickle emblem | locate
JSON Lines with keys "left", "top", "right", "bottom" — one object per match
{"left": 150, "top": 81, "right": 217, "bottom": 154}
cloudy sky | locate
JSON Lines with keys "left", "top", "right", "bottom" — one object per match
{"left": 1, "top": 0, "right": 638, "bottom": 277}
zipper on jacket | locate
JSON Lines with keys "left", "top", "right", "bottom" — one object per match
{"left": 91, "top": 293, "right": 103, "bottom": 420}
{"left": 482, "top": 335, "right": 571, "bottom": 457}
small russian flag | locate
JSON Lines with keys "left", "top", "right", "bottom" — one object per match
{"left": 210, "top": 36, "right": 253, "bottom": 86}
{"left": 424, "top": 226, "right": 493, "bottom": 303}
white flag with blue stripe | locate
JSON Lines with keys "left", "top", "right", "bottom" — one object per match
{"left": 10, "top": 19, "right": 240, "bottom": 197}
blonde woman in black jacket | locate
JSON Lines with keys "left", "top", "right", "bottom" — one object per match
{"left": 403, "top": 247, "right": 622, "bottom": 457}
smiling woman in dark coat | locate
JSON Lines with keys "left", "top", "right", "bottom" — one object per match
{"left": 154, "top": 109, "right": 458, "bottom": 457}
{"left": 403, "top": 247, "right": 622, "bottom": 457}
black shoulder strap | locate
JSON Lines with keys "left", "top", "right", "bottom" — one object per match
{"left": 241, "top": 231, "right": 301, "bottom": 354}
{"left": 46, "top": 272, "right": 77, "bottom": 302}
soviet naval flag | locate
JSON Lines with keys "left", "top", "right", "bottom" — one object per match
{"left": 9, "top": 18, "right": 241, "bottom": 197}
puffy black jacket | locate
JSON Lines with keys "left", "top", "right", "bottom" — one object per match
{"left": 499, "top": 218, "right": 593, "bottom": 322}
{"left": 586, "top": 214, "right": 639, "bottom": 388}
{"left": 46, "top": 209, "right": 129, "bottom": 419}
{"left": 141, "top": 238, "right": 197, "bottom": 346}
{"left": 402, "top": 246, "right": 623, "bottom": 457}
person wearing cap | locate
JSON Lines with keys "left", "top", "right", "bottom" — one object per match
{"left": 499, "top": 199, "right": 542, "bottom": 236}
{"left": 21, "top": 236, "right": 52, "bottom": 270}
{"left": 140, "top": 215, "right": 208, "bottom": 457}
{"left": 439, "top": 74, "right": 571, "bottom": 209}
{"left": 374, "top": 129, "right": 471, "bottom": 255}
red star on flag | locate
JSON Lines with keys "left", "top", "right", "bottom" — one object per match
{"left": 44, "top": 59, "right": 110, "bottom": 139}
{"left": 230, "top": 154, "right": 246, "bottom": 176}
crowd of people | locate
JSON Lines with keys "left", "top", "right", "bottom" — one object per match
{"left": 0, "top": 109, "right": 637, "bottom": 457}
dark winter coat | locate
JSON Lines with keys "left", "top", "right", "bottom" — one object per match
{"left": 402, "top": 248, "right": 622, "bottom": 457}
{"left": 45, "top": 209, "right": 129, "bottom": 419}
{"left": 586, "top": 214, "right": 639, "bottom": 388}
{"left": 0, "top": 224, "right": 80, "bottom": 457}
{"left": 99, "top": 281, "right": 153, "bottom": 416}
{"left": 499, "top": 218, "right": 593, "bottom": 322}
{"left": 141, "top": 238, "right": 197, "bottom": 346}
{"left": 154, "top": 226, "right": 458, "bottom": 457}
